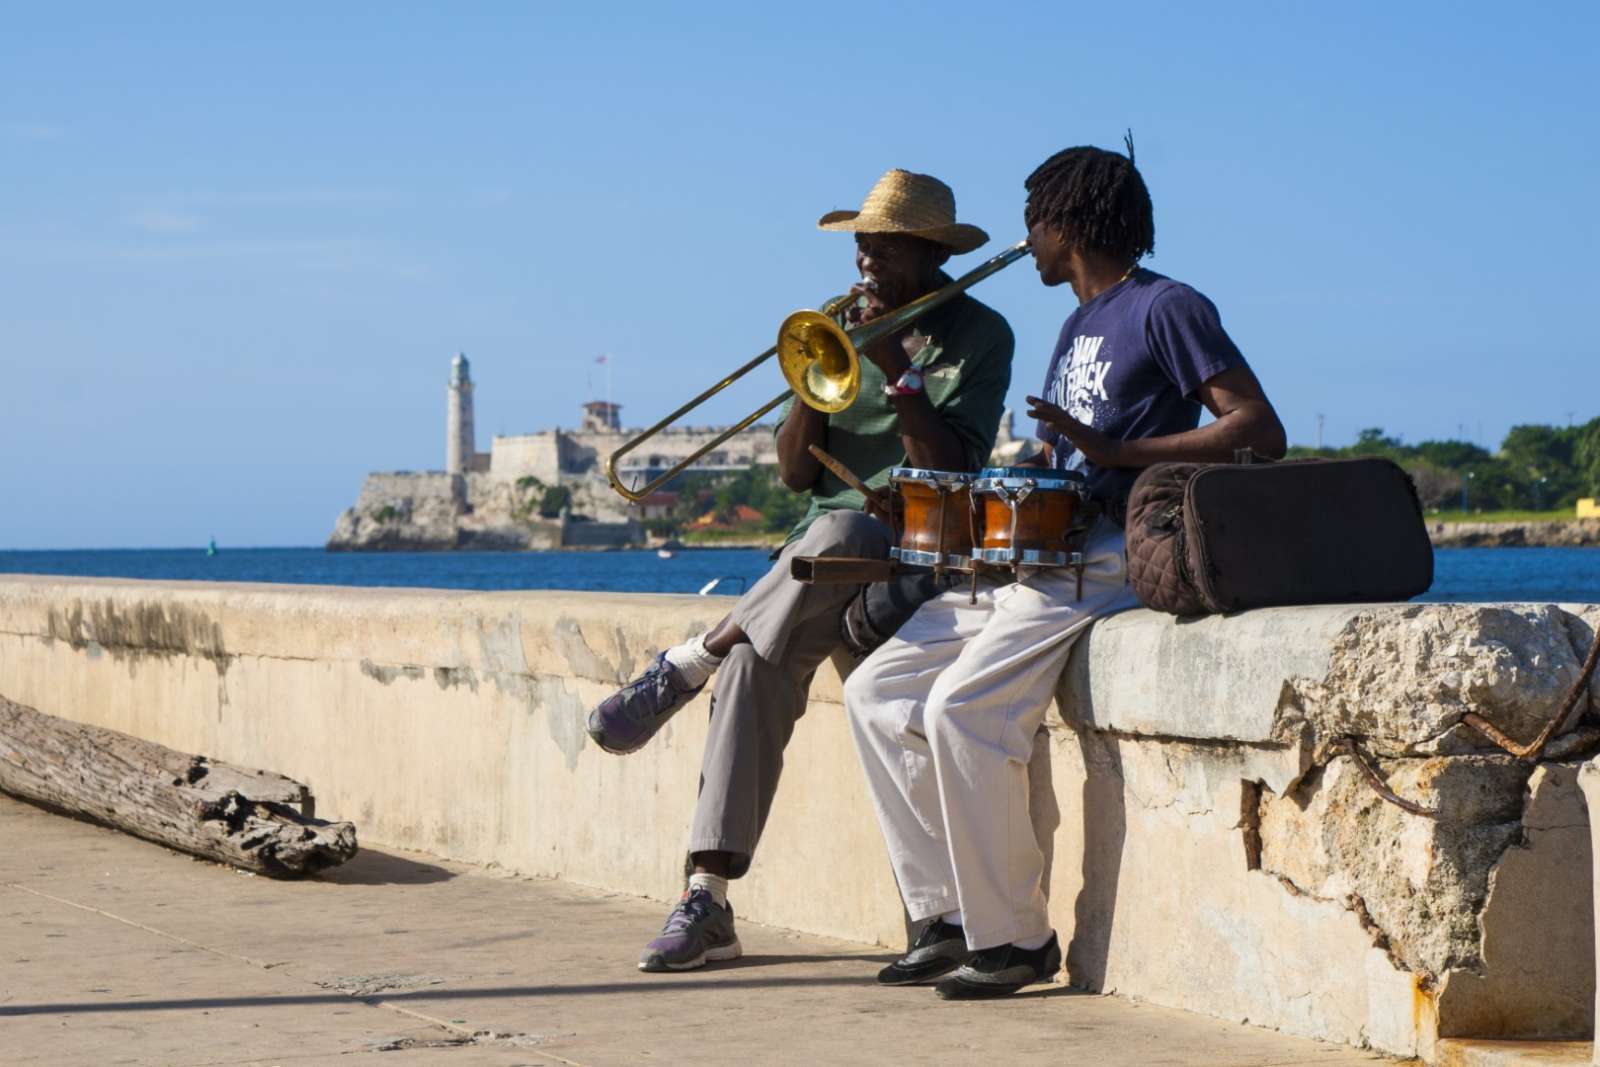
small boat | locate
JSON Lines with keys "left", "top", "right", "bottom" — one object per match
{"left": 657, "top": 548, "right": 675, "bottom": 559}
{"left": 206, "top": 537, "right": 218, "bottom": 557}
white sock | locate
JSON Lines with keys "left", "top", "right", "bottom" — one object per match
{"left": 940, "top": 909, "right": 964, "bottom": 928}
{"left": 1014, "top": 930, "right": 1053, "bottom": 951}
{"left": 688, "top": 872, "right": 729, "bottom": 907}
{"left": 664, "top": 634, "right": 723, "bottom": 689}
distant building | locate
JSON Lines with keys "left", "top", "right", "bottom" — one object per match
{"left": 988, "top": 409, "right": 1037, "bottom": 467}
{"left": 638, "top": 492, "right": 680, "bottom": 520}
{"left": 581, "top": 401, "right": 622, "bottom": 433}
{"left": 446, "top": 353, "right": 476, "bottom": 477}
{"left": 1579, "top": 498, "right": 1599, "bottom": 519}
{"left": 488, "top": 399, "right": 777, "bottom": 498}
{"left": 330, "top": 355, "right": 779, "bottom": 550}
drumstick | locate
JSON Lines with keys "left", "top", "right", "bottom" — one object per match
{"left": 808, "top": 444, "right": 878, "bottom": 499}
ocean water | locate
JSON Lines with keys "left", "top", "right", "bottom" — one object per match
{"left": 1, "top": 546, "right": 1597, "bottom": 603}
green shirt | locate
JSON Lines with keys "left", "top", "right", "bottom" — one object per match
{"left": 779, "top": 282, "right": 1015, "bottom": 544}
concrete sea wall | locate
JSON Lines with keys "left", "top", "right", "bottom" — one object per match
{"left": 0, "top": 575, "right": 1595, "bottom": 1060}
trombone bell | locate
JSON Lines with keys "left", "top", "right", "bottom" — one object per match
{"left": 776, "top": 310, "right": 860, "bottom": 414}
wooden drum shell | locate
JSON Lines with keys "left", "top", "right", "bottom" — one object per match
{"left": 889, "top": 469, "right": 974, "bottom": 566}
{"left": 971, "top": 468, "right": 1089, "bottom": 567}
{"left": 977, "top": 491, "right": 1080, "bottom": 557}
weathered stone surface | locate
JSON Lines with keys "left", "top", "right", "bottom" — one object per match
{"left": 1258, "top": 755, "right": 1532, "bottom": 978}
{"left": 1435, "top": 764, "right": 1595, "bottom": 1039}
{"left": 1561, "top": 604, "right": 1600, "bottom": 715}
{"left": 1056, "top": 604, "right": 1365, "bottom": 745}
{"left": 1045, "top": 727, "right": 1428, "bottom": 1054}
{"left": 1060, "top": 603, "right": 1596, "bottom": 762}
{"left": 1283, "top": 604, "right": 1590, "bottom": 758}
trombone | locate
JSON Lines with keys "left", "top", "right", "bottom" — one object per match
{"left": 604, "top": 238, "right": 1030, "bottom": 503}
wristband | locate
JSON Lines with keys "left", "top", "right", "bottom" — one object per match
{"left": 882, "top": 367, "right": 925, "bottom": 398}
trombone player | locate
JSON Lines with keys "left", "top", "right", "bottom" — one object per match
{"left": 587, "top": 168, "right": 1015, "bottom": 972}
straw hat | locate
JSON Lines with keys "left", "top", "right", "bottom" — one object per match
{"left": 817, "top": 169, "right": 989, "bottom": 254}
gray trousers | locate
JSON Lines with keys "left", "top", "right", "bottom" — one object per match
{"left": 688, "top": 509, "right": 892, "bottom": 878}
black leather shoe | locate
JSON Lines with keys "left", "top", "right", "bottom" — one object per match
{"left": 877, "top": 918, "right": 972, "bottom": 986}
{"left": 934, "top": 932, "right": 1061, "bottom": 1000}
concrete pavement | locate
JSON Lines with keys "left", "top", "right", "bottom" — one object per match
{"left": 1, "top": 794, "right": 1396, "bottom": 1066}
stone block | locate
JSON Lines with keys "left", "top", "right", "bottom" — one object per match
{"left": 1435, "top": 764, "right": 1594, "bottom": 1040}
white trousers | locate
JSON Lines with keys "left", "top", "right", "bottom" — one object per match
{"left": 843, "top": 521, "right": 1135, "bottom": 951}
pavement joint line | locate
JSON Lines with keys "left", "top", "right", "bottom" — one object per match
{"left": 167, "top": 1048, "right": 536, "bottom": 1067}
{"left": 4, "top": 879, "right": 597, "bottom": 1067}
{"left": 3, "top": 880, "right": 277, "bottom": 971}
{"left": 165, "top": 1035, "right": 575, "bottom": 1067}
{"left": 354, "top": 997, "right": 592, "bottom": 1067}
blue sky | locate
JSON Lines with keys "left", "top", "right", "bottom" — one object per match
{"left": 2, "top": 3, "right": 1595, "bottom": 548}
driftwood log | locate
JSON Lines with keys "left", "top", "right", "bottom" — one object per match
{"left": 0, "top": 696, "right": 357, "bottom": 876}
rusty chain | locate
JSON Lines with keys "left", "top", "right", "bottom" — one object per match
{"left": 1328, "top": 736, "right": 1439, "bottom": 818}
{"left": 1461, "top": 624, "right": 1600, "bottom": 761}
{"left": 1329, "top": 623, "right": 1600, "bottom": 819}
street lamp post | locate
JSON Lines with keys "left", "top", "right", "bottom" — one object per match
{"left": 1462, "top": 471, "right": 1475, "bottom": 515}
{"left": 1534, "top": 476, "right": 1548, "bottom": 512}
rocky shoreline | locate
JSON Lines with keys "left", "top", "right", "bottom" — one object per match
{"left": 331, "top": 477, "right": 1600, "bottom": 554}
{"left": 1429, "top": 517, "right": 1600, "bottom": 548}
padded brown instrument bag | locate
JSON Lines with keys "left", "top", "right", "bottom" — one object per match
{"left": 1125, "top": 456, "right": 1433, "bottom": 616}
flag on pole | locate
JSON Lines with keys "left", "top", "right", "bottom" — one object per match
{"left": 596, "top": 355, "right": 608, "bottom": 364}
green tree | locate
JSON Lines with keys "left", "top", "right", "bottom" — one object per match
{"left": 1413, "top": 440, "right": 1490, "bottom": 469}
{"left": 1352, "top": 428, "right": 1405, "bottom": 455}
{"left": 1575, "top": 418, "right": 1600, "bottom": 499}
{"left": 1282, "top": 422, "right": 1598, "bottom": 512}
{"left": 538, "top": 486, "right": 571, "bottom": 518}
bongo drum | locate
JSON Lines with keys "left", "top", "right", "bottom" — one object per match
{"left": 972, "top": 466, "right": 1088, "bottom": 567}
{"left": 887, "top": 468, "right": 974, "bottom": 570}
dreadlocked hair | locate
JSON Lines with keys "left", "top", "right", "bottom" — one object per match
{"left": 1023, "top": 132, "right": 1154, "bottom": 265}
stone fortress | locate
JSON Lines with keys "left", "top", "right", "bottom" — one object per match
{"left": 327, "top": 354, "right": 782, "bottom": 550}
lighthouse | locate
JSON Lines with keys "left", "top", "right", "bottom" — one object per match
{"left": 446, "top": 352, "right": 475, "bottom": 476}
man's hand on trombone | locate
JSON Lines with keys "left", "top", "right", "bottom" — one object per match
{"left": 845, "top": 280, "right": 929, "bottom": 378}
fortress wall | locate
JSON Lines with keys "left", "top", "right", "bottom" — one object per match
{"left": 0, "top": 575, "right": 1594, "bottom": 1061}
{"left": 488, "top": 432, "right": 562, "bottom": 483}
{"left": 569, "top": 424, "right": 780, "bottom": 477}
{"left": 353, "top": 471, "right": 457, "bottom": 509}
{"left": 560, "top": 520, "right": 641, "bottom": 548}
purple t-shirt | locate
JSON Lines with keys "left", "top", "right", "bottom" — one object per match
{"left": 1036, "top": 268, "right": 1247, "bottom": 505}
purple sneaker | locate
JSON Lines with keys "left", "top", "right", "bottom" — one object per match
{"left": 586, "top": 651, "right": 704, "bottom": 755}
{"left": 639, "top": 888, "right": 741, "bottom": 972}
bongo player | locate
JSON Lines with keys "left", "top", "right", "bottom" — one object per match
{"left": 844, "top": 141, "right": 1286, "bottom": 998}
{"left": 586, "top": 169, "right": 1014, "bottom": 972}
